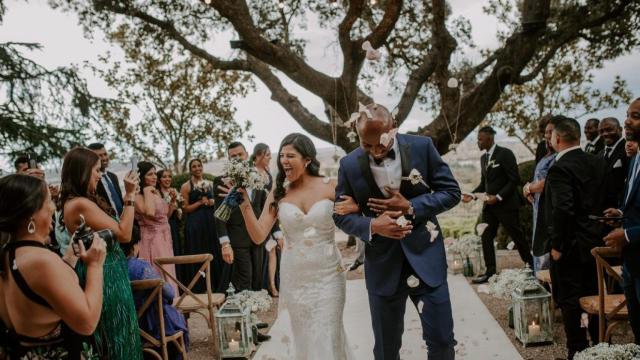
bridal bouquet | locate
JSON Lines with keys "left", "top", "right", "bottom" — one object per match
{"left": 574, "top": 343, "right": 640, "bottom": 360}
{"left": 214, "top": 159, "right": 267, "bottom": 222}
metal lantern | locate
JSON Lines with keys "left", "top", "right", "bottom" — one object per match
{"left": 216, "top": 284, "right": 254, "bottom": 358}
{"left": 511, "top": 267, "right": 553, "bottom": 346}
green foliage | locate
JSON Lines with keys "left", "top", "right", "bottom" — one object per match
{"left": 92, "top": 24, "right": 253, "bottom": 174}
{"left": 0, "top": 41, "right": 109, "bottom": 161}
{"left": 487, "top": 42, "right": 633, "bottom": 154}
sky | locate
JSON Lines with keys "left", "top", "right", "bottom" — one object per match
{"left": 1, "top": 0, "right": 638, "bottom": 169}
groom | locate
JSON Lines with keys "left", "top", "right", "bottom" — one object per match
{"left": 334, "top": 104, "right": 460, "bottom": 360}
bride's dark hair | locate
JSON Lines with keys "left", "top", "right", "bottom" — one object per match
{"left": 272, "top": 133, "right": 322, "bottom": 211}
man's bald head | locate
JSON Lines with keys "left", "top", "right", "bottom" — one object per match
{"left": 355, "top": 103, "right": 397, "bottom": 160}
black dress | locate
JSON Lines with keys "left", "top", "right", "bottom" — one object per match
{"left": 1, "top": 241, "right": 97, "bottom": 359}
{"left": 183, "top": 179, "right": 228, "bottom": 293}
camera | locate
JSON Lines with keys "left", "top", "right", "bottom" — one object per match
{"left": 72, "top": 215, "right": 115, "bottom": 251}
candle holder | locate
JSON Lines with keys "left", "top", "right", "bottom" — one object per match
{"left": 511, "top": 267, "right": 553, "bottom": 346}
{"left": 215, "top": 284, "right": 254, "bottom": 358}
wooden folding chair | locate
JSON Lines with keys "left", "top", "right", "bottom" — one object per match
{"left": 154, "top": 254, "right": 225, "bottom": 356}
{"left": 578, "top": 247, "right": 628, "bottom": 342}
{"left": 130, "top": 279, "right": 188, "bottom": 360}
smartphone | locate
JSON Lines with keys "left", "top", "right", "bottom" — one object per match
{"left": 28, "top": 153, "right": 37, "bottom": 169}
{"left": 588, "top": 215, "right": 624, "bottom": 222}
{"left": 130, "top": 155, "right": 138, "bottom": 172}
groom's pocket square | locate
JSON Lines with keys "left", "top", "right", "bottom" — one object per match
{"left": 491, "top": 163, "right": 501, "bottom": 168}
{"left": 614, "top": 159, "right": 622, "bottom": 168}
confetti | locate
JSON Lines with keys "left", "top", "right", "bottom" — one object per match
{"left": 417, "top": 300, "right": 424, "bottom": 313}
{"left": 476, "top": 223, "right": 489, "bottom": 236}
{"left": 507, "top": 241, "right": 515, "bottom": 250}
{"left": 581, "top": 313, "right": 589, "bottom": 328}
{"left": 361, "top": 40, "right": 382, "bottom": 61}
{"left": 199, "top": 271, "right": 206, "bottom": 278}
{"left": 407, "top": 275, "right": 420, "bottom": 288}
{"left": 347, "top": 131, "right": 358, "bottom": 143}
{"left": 396, "top": 216, "right": 410, "bottom": 228}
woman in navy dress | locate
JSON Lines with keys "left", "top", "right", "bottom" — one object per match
{"left": 179, "top": 159, "right": 227, "bottom": 293}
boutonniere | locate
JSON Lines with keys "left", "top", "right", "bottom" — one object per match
{"left": 426, "top": 221, "right": 439, "bottom": 243}
{"left": 487, "top": 160, "right": 500, "bottom": 169}
{"left": 402, "top": 168, "right": 427, "bottom": 187}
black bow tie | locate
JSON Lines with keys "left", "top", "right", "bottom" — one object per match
{"left": 373, "top": 149, "right": 396, "bottom": 165}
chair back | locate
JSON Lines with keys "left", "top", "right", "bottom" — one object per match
{"left": 130, "top": 279, "right": 167, "bottom": 359}
{"left": 591, "top": 246, "right": 627, "bottom": 341}
{"left": 154, "top": 254, "right": 214, "bottom": 309}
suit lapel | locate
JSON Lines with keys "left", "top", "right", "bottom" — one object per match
{"left": 357, "top": 152, "right": 385, "bottom": 199}
{"left": 624, "top": 156, "right": 640, "bottom": 210}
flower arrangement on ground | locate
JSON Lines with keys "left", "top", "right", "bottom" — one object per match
{"left": 447, "top": 233, "right": 481, "bottom": 258}
{"left": 574, "top": 343, "right": 640, "bottom": 360}
{"left": 486, "top": 268, "right": 530, "bottom": 300}
{"left": 214, "top": 159, "right": 267, "bottom": 222}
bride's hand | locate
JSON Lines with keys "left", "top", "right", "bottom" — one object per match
{"left": 236, "top": 187, "right": 251, "bottom": 205}
{"left": 334, "top": 195, "right": 360, "bottom": 215}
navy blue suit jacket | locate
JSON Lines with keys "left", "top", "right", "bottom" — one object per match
{"left": 333, "top": 134, "right": 461, "bottom": 296}
{"left": 620, "top": 155, "right": 640, "bottom": 277}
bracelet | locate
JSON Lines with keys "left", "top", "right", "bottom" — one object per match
{"left": 124, "top": 200, "right": 135, "bottom": 207}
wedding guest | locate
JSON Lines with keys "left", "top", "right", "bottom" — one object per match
{"left": 598, "top": 117, "right": 628, "bottom": 209}
{"left": 135, "top": 162, "right": 177, "bottom": 292}
{"left": 584, "top": 118, "right": 604, "bottom": 155}
{"left": 534, "top": 114, "right": 552, "bottom": 166}
{"left": 462, "top": 126, "right": 533, "bottom": 284}
{"left": 14, "top": 154, "right": 45, "bottom": 179}
{"left": 626, "top": 140, "right": 639, "bottom": 158}
{"left": 251, "top": 143, "right": 284, "bottom": 296}
{"left": 59, "top": 147, "right": 142, "bottom": 360}
{"left": 214, "top": 142, "right": 271, "bottom": 294}
{"left": 545, "top": 117, "right": 605, "bottom": 359}
{"left": 604, "top": 97, "right": 640, "bottom": 343}
{"left": 524, "top": 116, "right": 560, "bottom": 273}
{"left": 180, "top": 159, "right": 223, "bottom": 293}
{"left": 13, "top": 155, "right": 29, "bottom": 174}
{"left": 88, "top": 143, "right": 124, "bottom": 217}
{"left": 123, "top": 230, "right": 189, "bottom": 358}
{"left": 334, "top": 196, "right": 365, "bottom": 271}
{"left": 0, "top": 174, "right": 105, "bottom": 358}
{"left": 157, "top": 169, "right": 184, "bottom": 281}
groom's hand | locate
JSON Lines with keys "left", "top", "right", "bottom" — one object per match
{"left": 371, "top": 211, "right": 413, "bottom": 240}
{"left": 367, "top": 187, "right": 411, "bottom": 215}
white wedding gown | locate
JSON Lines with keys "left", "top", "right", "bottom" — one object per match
{"left": 276, "top": 198, "right": 354, "bottom": 360}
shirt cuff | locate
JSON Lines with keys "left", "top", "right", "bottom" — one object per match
{"left": 273, "top": 231, "right": 284, "bottom": 240}
{"left": 625, "top": 229, "right": 631, "bottom": 243}
{"left": 496, "top": 194, "right": 503, "bottom": 201}
{"left": 219, "top": 236, "right": 230, "bottom": 245}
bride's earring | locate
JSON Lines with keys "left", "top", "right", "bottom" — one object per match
{"left": 27, "top": 219, "right": 36, "bottom": 234}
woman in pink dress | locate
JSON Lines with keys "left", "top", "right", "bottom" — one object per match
{"left": 135, "top": 161, "right": 177, "bottom": 291}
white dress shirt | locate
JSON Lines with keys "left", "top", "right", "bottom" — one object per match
{"left": 369, "top": 135, "right": 402, "bottom": 198}
{"left": 555, "top": 145, "right": 582, "bottom": 161}
{"left": 100, "top": 171, "right": 118, "bottom": 212}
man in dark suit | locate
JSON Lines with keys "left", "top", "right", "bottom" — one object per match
{"left": 598, "top": 117, "right": 628, "bottom": 209}
{"left": 545, "top": 118, "right": 605, "bottom": 359}
{"left": 88, "top": 143, "right": 123, "bottom": 216}
{"left": 334, "top": 104, "right": 460, "bottom": 359}
{"left": 214, "top": 142, "right": 275, "bottom": 293}
{"left": 603, "top": 97, "right": 640, "bottom": 344}
{"left": 462, "top": 126, "right": 533, "bottom": 284}
{"left": 584, "top": 118, "right": 604, "bottom": 155}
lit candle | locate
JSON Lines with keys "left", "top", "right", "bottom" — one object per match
{"left": 452, "top": 260, "right": 463, "bottom": 272}
{"left": 228, "top": 338, "right": 240, "bottom": 352}
{"left": 528, "top": 321, "right": 541, "bottom": 337}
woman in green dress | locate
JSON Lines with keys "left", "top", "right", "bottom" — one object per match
{"left": 58, "top": 148, "right": 143, "bottom": 360}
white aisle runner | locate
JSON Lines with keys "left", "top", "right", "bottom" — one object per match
{"left": 254, "top": 275, "right": 522, "bottom": 359}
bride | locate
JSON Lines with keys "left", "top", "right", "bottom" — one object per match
{"left": 237, "top": 133, "right": 355, "bottom": 359}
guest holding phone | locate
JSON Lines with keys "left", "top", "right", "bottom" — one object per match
{"left": 59, "top": 148, "right": 142, "bottom": 360}
{"left": 0, "top": 174, "right": 105, "bottom": 358}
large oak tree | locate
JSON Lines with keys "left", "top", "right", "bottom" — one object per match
{"left": 53, "top": 0, "right": 640, "bottom": 153}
